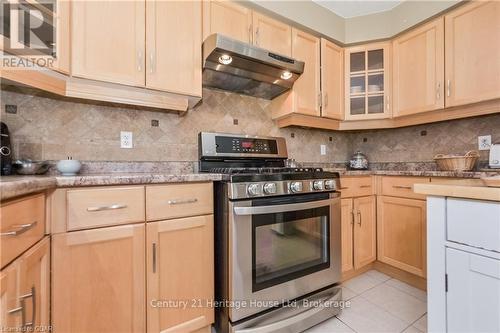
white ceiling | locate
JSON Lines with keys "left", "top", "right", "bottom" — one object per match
{"left": 313, "top": 0, "right": 404, "bottom": 18}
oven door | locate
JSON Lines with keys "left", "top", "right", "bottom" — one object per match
{"left": 229, "top": 192, "right": 341, "bottom": 322}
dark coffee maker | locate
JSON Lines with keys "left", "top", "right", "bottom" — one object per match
{"left": 1, "top": 122, "right": 12, "bottom": 175}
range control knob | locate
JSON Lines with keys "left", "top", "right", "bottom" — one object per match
{"left": 289, "top": 181, "right": 303, "bottom": 193}
{"left": 312, "top": 180, "right": 324, "bottom": 190}
{"left": 247, "top": 183, "right": 262, "bottom": 196}
{"left": 263, "top": 183, "right": 277, "bottom": 194}
{"left": 324, "top": 179, "right": 336, "bottom": 190}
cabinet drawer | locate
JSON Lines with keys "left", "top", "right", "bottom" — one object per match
{"left": 381, "top": 176, "right": 430, "bottom": 200}
{"left": 146, "top": 183, "right": 213, "bottom": 221}
{"left": 1, "top": 194, "right": 45, "bottom": 268}
{"left": 447, "top": 198, "right": 500, "bottom": 252}
{"left": 67, "top": 186, "right": 145, "bottom": 231}
{"left": 339, "top": 176, "right": 374, "bottom": 198}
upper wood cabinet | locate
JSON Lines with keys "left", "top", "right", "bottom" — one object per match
{"left": 146, "top": 0, "right": 202, "bottom": 97}
{"left": 353, "top": 195, "right": 377, "bottom": 269}
{"left": 344, "top": 42, "right": 392, "bottom": 120}
{"left": 377, "top": 196, "right": 427, "bottom": 277}
{"left": 202, "top": 0, "right": 252, "bottom": 43}
{"left": 72, "top": 1, "right": 145, "bottom": 87}
{"left": 393, "top": 18, "right": 445, "bottom": 117}
{"left": 444, "top": 1, "right": 500, "bottom": 107}
{"left": 252, "top": 12, "right": 292, "bottom": 56}
{"left": 147, "top": 215, "right": 214, "bottom": 333}
{"left": 52, "top": 224, "right": 146, "bottom": 332}
{"left": 341, "top": 198, "right": 354, "bottom": 273}
{"left": 321, "top": 39, "right": 344, "bottom": 120}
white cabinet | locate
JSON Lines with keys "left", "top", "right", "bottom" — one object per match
{"left": 446, "top": 248, "right": 500, "bottom": 333}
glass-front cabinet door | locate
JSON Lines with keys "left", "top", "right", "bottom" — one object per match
{"left": 344, "top": 43, "right": 392, "bottom": 120}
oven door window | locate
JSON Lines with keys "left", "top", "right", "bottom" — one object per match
{"left": 252, "top": 205, "right": 330, "bottom": 292}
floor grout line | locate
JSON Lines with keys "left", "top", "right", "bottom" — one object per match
{"left": 336, "top": 315, "right": 358, "bottom": 333}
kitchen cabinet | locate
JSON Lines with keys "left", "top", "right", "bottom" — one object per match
{"left": 377, "top": 196, "right": 426, "bottom": 277}
{"left": 344, "top": 42, "right": 391, "bottom": 120}
{"left": 271, "top": 29, "right": 320, "bottom": 119}
{"left": 71, "top": 0, "right": 145, "bottom": 87}
{"left": 52, "top": 224, "right": 146, "bottom": 332}
{"left": 353, "top": 196, "right": 377, "bottom": 269}
{"left": 341, "top": 198, "right": 354, "bottom": 272}
{"left": 147, "top": 215, "right": 214, "bottom": 333}
{"left": 146, "top": 0, "right": 202, "bottom": 97}
{"left": 321, "top": 39, "right": 344, "bottom": 120}
{"left": 0, "top": 237, "right": 49, "bottom": 331}
{"left": 202, "top": 0, "right": 253, "bottom": 43}
{"left": 392, "top": 17, "right": 444, "bottom": 117}
{"left": 444, "top": 1, "right": 500, "bottom": 107}
{"left": 252, "top": 12, "right": 292, "bottom": 56}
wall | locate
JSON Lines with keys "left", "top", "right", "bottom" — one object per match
{"left": 0, "top": 86, "right": 350, "bottom": 164}
{"left": 350, "top": 114, "right": 500, "bottom": 163}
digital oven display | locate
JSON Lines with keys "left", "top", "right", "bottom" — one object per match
{"left": 215, "top": 136, "right": 278, "bottom": 154}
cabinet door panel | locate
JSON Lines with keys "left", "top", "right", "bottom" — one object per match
{"left": 202, "top": 0, "right": 252, "bottom": 43}
{"left": 18, "top": 237, "right": 50, "bottom": 329}
{"left": 353, "top": 196, "right": 376, "bottom": 269}
{"left": 253, "top": 12, "right": 291, "bottom": 56}
{"left": 147, "top": 215, "right": 214, "bottom": 332}
{"left": 341, "top": 199, "right": 354, "bottom": 273}
{"left": 321, "top": 39, "right": 344, "bottom": 120}
{"left": 445, "top": 1, "right": 500, "bottom": 106}
{"left": 72, "top": 1, "right": 145, "bottom": 86}
{"left": 377, "top": 196, "right": 426, "bottom": 277}
{"left": 0, "top": 263, "right": 20, "bottom": 330}
{"left": 393, "top": 17, "right": 444, "bottom": 117}
{"left": 146, "top": 0, "right": 202, "bottom": 96}
{"left": 52, "top": 224, "right": 145, "bottom": 332}
{"left": 292, "top": 28, "right": 321, "bottom": 116}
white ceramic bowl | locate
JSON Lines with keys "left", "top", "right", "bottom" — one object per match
{"left": 56, "top": 160, "right": 82, "bottom": 176}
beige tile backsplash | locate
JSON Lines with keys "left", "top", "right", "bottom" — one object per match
{"left": 1, "top": 85, "right": 499, "bottom": 164}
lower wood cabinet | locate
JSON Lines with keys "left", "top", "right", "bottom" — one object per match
{"left": 377, "top": 196, "right": 427, "bottom": 277}
{"left": 0, "top": 237, "right": 50, "bottom": 331}
{"left": 52, "top": 224, "right": 146, "bottom": 332}
{"left": 341, "top": 196, "right": 377, "bottom": 273}
{"left": 147, "top": 215, "right": 214, "bottom": 333}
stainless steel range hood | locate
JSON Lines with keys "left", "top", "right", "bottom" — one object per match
{"left": 202, "top": 34, "right": 305, "bottom": 100}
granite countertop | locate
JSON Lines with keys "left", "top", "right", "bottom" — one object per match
{"left": 414, "top": 182, "right": 500, "bottom": 202}
{"left": 0, "top": 173, "right": 225, "bottom": 201}
{"left": 2, "top": 168, "right": 499, "bottom": 202}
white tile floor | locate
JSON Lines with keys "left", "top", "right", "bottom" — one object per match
{"left": 305, "top": 270, "right": 428, "bottom": 333}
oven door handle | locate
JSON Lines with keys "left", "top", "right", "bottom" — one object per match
{"left": 233, "top": 198, "right": 335, "bottom": 216}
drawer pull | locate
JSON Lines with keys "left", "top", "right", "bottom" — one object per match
{"left": 20, "top": 287, "right": 35, "bottom": 328}
{"left": 340, "top": 187, "right": 349, "bottom": 190}
{"left": 1, "top": 221, "right": 38, "bottom": 237}
{"left": 392, "top": 185, "right": 413, "bottom": 189}
{"left": 357, "top": 211, "right": 362, "bottom": 226}
{"left": 167, "top": 198, "right": 198, "bottom": 205}
{"left": 359, "top": 185, "right": 371, "bottom": 188}
{"left": 87, "top": 204, "right": 128, "bottom": 212}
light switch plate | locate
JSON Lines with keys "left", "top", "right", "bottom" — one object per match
{"left": 478, "top": 135, "right": 491, "bottom": 150}
{"left": 320, "top": 145, "right": 326, "bottom": 155}
{"left": 120, "top": 131, "right": 133, "bottom": 149}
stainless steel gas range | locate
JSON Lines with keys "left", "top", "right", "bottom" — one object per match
{"left": 199, "top": 132, "right": 343, "bottom": 333}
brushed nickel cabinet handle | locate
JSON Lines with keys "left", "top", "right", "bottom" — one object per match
{"left": 20, "top": 287, "right": 35, "bottom": 328}
{"left": 447, "top": 80, "right": 451, "bottom": 97}
{"left": 340, "top": 187, "right": 349, "bottom": 190}
{"left": 386, "top": 95, "right": 390, "bottom": 111}
{"left": 392, "top": 185, "right": 412, "bottom": 189}
{"left": 137, "top": 50, "right": 143, "bottom": 72}
{"left": 167, "top": 198, "right": 198, "bottom": 205}
{"left": 436, "top": 82, "right": 441, "bottom": 100}
{"left": 152, "top": 243, "right": 157, "bottom": 274}
{"left": 87, "top": 204, "right": 127, "bottom": 212}
{"left": 324, "top": 92, "right": 329, "bottom": 108}
{"left": 1, "top": 221, "right": 38, "bottom": 237}
{"left": 357, "top": 210, "right": 362, "bottom": 226}
{"left": 350, "top": 210, "right": 355, "bottom": 225}
{"left": 255, "top": 27, "right": 259, "bottom": 45}
{"left": 359, "top": 185, "right": 371, "bottom": 188}
{"left": 249, "top": 24, "right": 252, "bottom": 43}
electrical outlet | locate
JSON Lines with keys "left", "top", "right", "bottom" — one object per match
{"left": 478, "top": 135, "right": 492, "bottom": 150}
{"left": 120, "top": 131, "right": 133, "bottom": 149}
{"left": 320, "top": 144, "right": 326, "bottom": 155}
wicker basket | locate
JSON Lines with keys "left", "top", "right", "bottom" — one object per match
{"left": 433, "top": 151, "right": 480, "bottom": 171}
